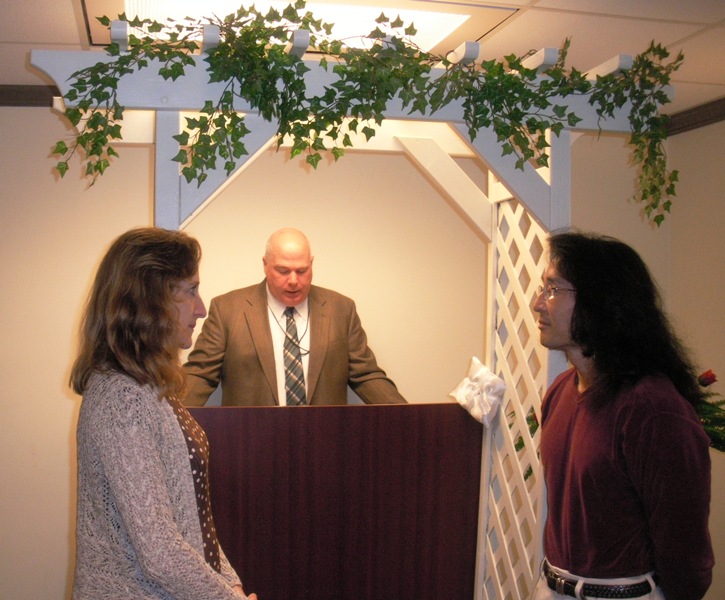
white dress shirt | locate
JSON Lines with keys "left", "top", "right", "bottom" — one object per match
{"left": 266, "top": 289, "right": 311, "bottom": 405}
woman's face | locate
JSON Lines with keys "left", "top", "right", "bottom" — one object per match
{"left": 171, "top": 273, "right": 207, "bottom": 349}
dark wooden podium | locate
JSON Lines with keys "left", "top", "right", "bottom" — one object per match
{"left": 191, "top": 404, "right": 483, "bottom": 600}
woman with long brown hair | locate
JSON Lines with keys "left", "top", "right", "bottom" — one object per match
{"left": 70, "top": 227, "right": 257, "bottom": 600}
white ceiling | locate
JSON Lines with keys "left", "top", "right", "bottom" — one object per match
{"left": 2, "top": 0, "right": 724, "bottom": 114}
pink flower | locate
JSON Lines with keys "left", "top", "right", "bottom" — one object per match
{"left": 699, "top": 370, "right": 718, "bottom": 388}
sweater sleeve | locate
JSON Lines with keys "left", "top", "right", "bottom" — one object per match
{"left": 94, "top": 387, "right": 244, "bottom": 600}
{"left": 625, "top": 406, "right": 713, "bottom": 600}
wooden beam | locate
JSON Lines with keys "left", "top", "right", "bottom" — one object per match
{"left": 397, "top": 136, "right": 494, "bottom": 241}
{"left": 668, "top": 96, "right": 725, "bottom": 135}
{"left": 4, "top": 81, "right": 724, "bottom": 139}
{"left": 0, "top": 84, "right": 59, "bottom": 107}
{"left": 29, "top": 50, "right": 633, "bottom": 132}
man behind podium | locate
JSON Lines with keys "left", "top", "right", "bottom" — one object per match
{"left": 183, "top": 228, "right": 407, "bottom": 406}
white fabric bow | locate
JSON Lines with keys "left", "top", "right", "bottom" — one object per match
{"left": 449, "top": 356, "right": 506, "bottom": 427}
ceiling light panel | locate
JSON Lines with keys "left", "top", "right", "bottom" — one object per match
{"left": 122, "top": 0, "right": 467, "bottom": 51}
{"left": 84, "top": 0, "right": 515, "bottom": 57}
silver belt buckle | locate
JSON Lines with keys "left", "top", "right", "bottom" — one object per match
{"left": 555, "top": 575, "right": 567, "bottom": 595}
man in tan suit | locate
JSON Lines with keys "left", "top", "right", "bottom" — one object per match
{"left": 183, "top": 228, "right": 406, "bottom": 406}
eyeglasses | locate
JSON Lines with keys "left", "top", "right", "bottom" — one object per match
{"left": 536, "top": 284, "right": 576, "bottom": 301}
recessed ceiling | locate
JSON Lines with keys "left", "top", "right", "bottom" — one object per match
{"left": 81, "top": 0, "right": 516, "bottom": 56}
{"left": 2, "top": 0, "right": 724, "bottom": 115}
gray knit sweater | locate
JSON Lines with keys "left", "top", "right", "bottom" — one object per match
{"left": 73, "top": 371, "right": 246, "bottom": 599}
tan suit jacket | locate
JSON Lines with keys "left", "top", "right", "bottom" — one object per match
{"left": 182, "top": 281, "right": 406, "bottom": 406}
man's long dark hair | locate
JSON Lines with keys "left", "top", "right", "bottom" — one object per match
{"left": 548, "top": 232, "right": 703, "bottom": 405}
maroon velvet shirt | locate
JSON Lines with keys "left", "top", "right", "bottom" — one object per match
{"left": 541, "top": 369, "right": 713, "bottom": 600}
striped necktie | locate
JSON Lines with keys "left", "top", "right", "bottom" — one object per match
{"left": 283, "top": 306, "right": 307, "bottom": 406}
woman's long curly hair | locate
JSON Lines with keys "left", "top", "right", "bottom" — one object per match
{"left": 70, "top": 227, "right": 201, "bottom": 400}
{"left": 549, "top": 231, "right": 703, "bottom": 405}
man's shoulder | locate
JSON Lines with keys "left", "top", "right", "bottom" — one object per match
{"left": 624, "top": 374, "right": 693, "bottom": 415}
{"left": 310, "top": 285, "right": 355, "bottom": 307}
{"left": 212, "top": 282, "right": 265, "bottom": 305}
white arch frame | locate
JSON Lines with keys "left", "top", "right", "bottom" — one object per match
{"left": 32, "top": 43, "right": 637, "bottom": 598}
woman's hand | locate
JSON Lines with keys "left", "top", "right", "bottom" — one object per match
{"left": 233, "top": 584, "right": 257, "bottom": 599}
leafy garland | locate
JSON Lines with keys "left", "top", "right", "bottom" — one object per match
{"left": 52, "top": 0, "right": 683, "bottom": 225}
{"left": 695, "top": 370, "right": 725, "bottom": 452}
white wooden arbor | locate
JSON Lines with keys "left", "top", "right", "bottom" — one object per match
{"left": 32, "top": 33, "right": 637, "bottom": 599}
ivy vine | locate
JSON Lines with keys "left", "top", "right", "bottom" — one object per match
{"left": 52, "top": 0, "right": 683, "bottom": 225}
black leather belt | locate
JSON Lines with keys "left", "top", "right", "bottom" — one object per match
{"left": 543, "top": 561, "right": 652, "bottom": 599}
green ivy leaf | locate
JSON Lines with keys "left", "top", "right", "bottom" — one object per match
{"left": 173, "top": 149, "right": 188, "bottom": 163}
{"left": 306, "top": 153, "right": 322, "bottom": 168}
{"left": 361, "top": 125, "right": 376, "bottom": 141}
{"left": 53, "top": 141, "right": 68, "bottom": 156}
{"left": 65, "top": 108, "right": 83, "bottom": 127}
{"left": 173, "top": 131, "right": 190, "bottom": 146}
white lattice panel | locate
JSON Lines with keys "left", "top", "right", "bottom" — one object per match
{"left": 479, "top": 198, "right": 551, "bottom": 600}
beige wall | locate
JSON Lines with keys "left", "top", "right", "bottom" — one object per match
{"left": 571, "top": 131, "right": 672, "bottom": 293}
{"left": 1, "top": 106, "right": 722, "bottom": 598}
{"left": 0, "top": 108, "right": 154, "bottom": 599}
{"left": 669, "top": 121, "right": 725, "bottom": 600}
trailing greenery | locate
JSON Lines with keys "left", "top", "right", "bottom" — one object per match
{"left": 509, "top": 406, "right": 540, "bottom": 481}
{"left": 695, "top": 370, "right": 725, "bottom": 452}
{"left": 52, "top": 0, "right": 683, "bottom": 225}
{"left": 696, "top": 397, "right": 725, "bottom": 453}
{"left": 589, "top": 45, "right": 682, "bottom": 224}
